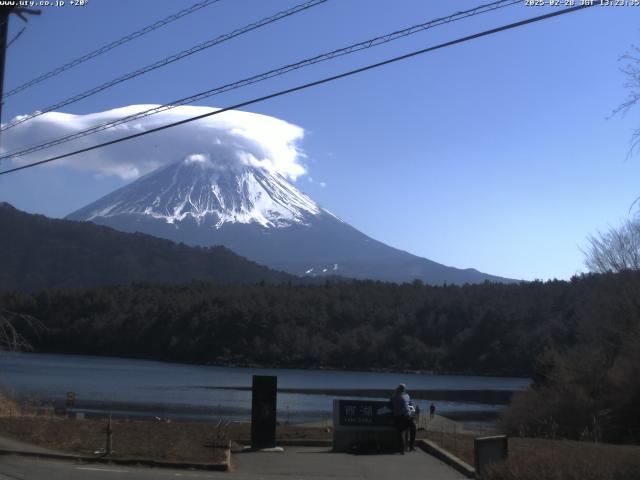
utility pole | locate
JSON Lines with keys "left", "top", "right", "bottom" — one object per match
{"left": 0, "top": 6, "right": 13, "bottom": 126}
{"left": 0, "top": 6, "right": 40, "bottom": 129}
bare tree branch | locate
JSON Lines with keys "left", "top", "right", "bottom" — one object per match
{"left": 584, "top": 219, "right": 640, "bottom": 273}
{"left": 0, "top": 308, "right": 45, "bottom": 352}
{"left": 609, "top": 45, "right": 640, "bottom": 161}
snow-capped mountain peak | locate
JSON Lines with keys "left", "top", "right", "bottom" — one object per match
{"left": 76, "top": 157, "right": 329, "bottom": 229}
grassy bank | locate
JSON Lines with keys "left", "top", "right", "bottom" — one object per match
{"left": 0, "top": 416, "right": 229, "bottom": 463}
{"left": 487, "top": 438, "right": 640, "bottom": 480}
{"left": 0, "top": 414, "right": 336, "bottom": 463}
{"left": 0, "top": 393, "right": 19, "bottom": 417}
{"left": 424, "top": 429, "right": 640, "bottom": 480}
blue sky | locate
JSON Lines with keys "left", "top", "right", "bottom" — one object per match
{"left": 0, "top": 0, "right": 639, "bottom": 281}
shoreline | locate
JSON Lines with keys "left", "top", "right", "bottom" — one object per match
{"left": 9, "top": 394, "right": 504, "bottom": 427}
{"left": 0, "top": 350, "right": 532, "bottom": 380}
{"left": 198, "top": 386, "right": 516, "bottom": 404}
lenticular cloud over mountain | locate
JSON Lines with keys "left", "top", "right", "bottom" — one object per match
{"left": 3, "top": 105, "right": 307, "bottom": 180}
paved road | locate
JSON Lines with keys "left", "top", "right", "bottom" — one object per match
{"left": 233, "top": 446, "right": 467, "bottom": 479}
{"left": 0, "top": 455, "right": 219, "bottom": 480}
{"left": 0, "top": 447, "right": 466, "bottom": 479}
{"left": 0, "top": 435, "right": 68, "bottom": 455}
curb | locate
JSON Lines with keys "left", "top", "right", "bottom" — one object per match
{"left": 235, "top": 439, "right": 332, "bottom": 447}
{"left": 0, "top": 448, "right": 230, "bottom": 472}
{"left": 416, "top": 439, "right": 475, "bottom": 478}
{"left": 278, "top": 439, "right": 332, "bottom": 447}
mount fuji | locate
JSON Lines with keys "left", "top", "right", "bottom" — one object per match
{"left": 67, "top": 156, "right": 514, "bottom": 285}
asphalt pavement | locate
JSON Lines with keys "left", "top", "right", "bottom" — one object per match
{"left": 0, "top": 445, "right": 467, "bottom": 479}
{"left": 0, "top": 455, "right": 219, "bottom": 479}
{"left": 233, "top": 445, "right": 467, "bottom": 479}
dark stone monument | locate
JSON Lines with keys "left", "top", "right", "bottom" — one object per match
{"left": 251, "top": 375, "right": 277, "bottom": 449}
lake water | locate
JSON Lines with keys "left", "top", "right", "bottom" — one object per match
{"left": 0, "top": 352, "right": 530, "bottom": 425}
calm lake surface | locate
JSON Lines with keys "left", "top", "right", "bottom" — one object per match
{"left": 0, "top": 352, "right": 530, "bottom": 425}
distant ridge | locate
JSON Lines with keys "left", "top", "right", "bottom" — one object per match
{"left": 68, "top": 157, "right": 518, "bottom": 285}
{"left": 0, "top": 202, "right": 295, "bottom": 292}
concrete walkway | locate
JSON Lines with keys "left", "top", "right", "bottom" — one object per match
{"left": 0, "top": 431, "right": 469, "bottom": 479}
{"left": 232, "top": 446, "right": 467, "bottom": 479}
{"left": 0, "top": 444, "right": 467, "bottom": 479}
{"left": 0, "top": 434, "right": 70, "bottom": 456}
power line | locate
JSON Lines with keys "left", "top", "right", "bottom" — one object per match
{"left": 6, "top": 26, "right": 25, "bottom": 49}
{"left": 0, "top": 0, "right": 327, "bottom": 133}
{"left": 0, "top": 0, "right": 520, "bottom": 162}
{"left": 0, "top": 3, "right": 597, "bottom": 177}
{"left": 3, "top": 0, "right": 222, "bottom": 99}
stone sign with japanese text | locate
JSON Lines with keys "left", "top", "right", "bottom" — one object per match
{"left": 338, "top": 400, "right": 394, "bottom": 427}
{"left": 333, "top": 399, "right": 396, "bottom": 452}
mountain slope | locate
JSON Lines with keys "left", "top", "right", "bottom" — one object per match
{"left": 67, "top": 159, "right": 516, "bottom": 285}
{"left": 0, "top": 202, "right": 295, "bottom": 292}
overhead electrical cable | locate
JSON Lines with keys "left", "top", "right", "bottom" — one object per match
{"left": 0, "top": 0, "right": 520, "bottom": 162}
{"left": 0, "top": 0, "right": 327, "bottom": 132}
{"left": 6, "top": 26, "right": 26, "bottom": 49}
{"left": 0, "top": 3, "right": 597, "bottom": 177}
{"left": 3, "top": 0, "right": 223, "bottom": 99}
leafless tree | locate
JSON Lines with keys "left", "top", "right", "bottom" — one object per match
{"left": 0, "top": 308, "right": 44, "bottom": 351}
{"left": 613, "top": 45, "right": 640, "bottom": 158}
{"left": 584, "top": 219, "right": 640, "bottom": 273}
{"left": 584, "top": 45, "right": 640, "bottom": 272}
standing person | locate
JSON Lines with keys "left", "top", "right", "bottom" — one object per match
{"left": 429, "top": 402, "right": 436, "bottom": 419}
{"left": 390, "top": 383, "right": 416, "bottom": 453}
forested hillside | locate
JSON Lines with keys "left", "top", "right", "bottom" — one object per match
{"left": 0, "top": 202, "right": 294, "bottom": 290}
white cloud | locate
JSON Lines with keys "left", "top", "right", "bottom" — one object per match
{"left": 2, "top": 105, "right": 307, "bottom": 181}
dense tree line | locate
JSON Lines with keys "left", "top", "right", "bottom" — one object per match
{"left": 0, "top": 273, "right": 623, "bottom": 376}
{"left": 501, "top": 270, "right": 640, "bottom": 443}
